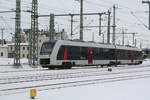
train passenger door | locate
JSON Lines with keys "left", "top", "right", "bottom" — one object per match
{"left": 128, "top": 50, "right": 134, "bottom": 63}
{"left": 87, "top": 47, "right": 93, "bottom": 64}
{"left": 63, "top": 48, "right": 68, "bottom": 60}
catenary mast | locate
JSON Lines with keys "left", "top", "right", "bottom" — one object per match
{"left": 29, "top": 0, "right": 38, "bottom": 66}
{"left": 14, "top": 0, "right": 21, "bottom": 66}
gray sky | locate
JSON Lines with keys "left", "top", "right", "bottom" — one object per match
{"left": 0, "top": 0, "right": 150, "bottom": 48}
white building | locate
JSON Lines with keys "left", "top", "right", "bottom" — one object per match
{"left": 5, "top": 29, "right": 69, "bottom": 58}
{"left": 8, "top": 43, "right": 29, "bottom": 58}
{"left": 0, "top": 45, "right": 8, "bottom": 58}
{"left": 54, "top": 29, "right": 69, "bottom": 40}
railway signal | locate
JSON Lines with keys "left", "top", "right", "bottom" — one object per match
{"left": 30, "top": 89, "right": 37, "bottom": 99}
{"left": 108, "top": 67, "right": 112, "bottom": 72}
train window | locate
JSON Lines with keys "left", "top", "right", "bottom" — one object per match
{"left": 102, "top": 48, "right": 110, "bottom": 60}
{"left": 135, "top": 51, "right": 142, "bottom": 59}
{"left": 81, "top": 47, "right": 87, "bottom": 60}
{"left": 93, "top": 48, "right": 99, "bottom": 60}
{"left": 40, "top": 41, "right": 56, "bottom": 55}
{"left": 57, "top": 46, "right": 65, "bottom": 60}
{"left": 68, "top": 46, "right": 75, "bottom": 60}
{"left": 124, "top": 50, "right": 128, "bottom": 60}
{"left": 103, "top": 48, "right": 109, "bottom": 52}
{"left": 117, "top": 49, "right": 128, "bottom": 60}
{"left": 57, "top": 45, "right": 82, "bottom": 60}
{"left": 98, "top": 48, "right": 116, "bottom": 60}
{"left": 97, "top": 48, "right": 103, "bottom": 59}
{"left": 68, "top": 46, "right": 81, "bottom": 60}
{"left": 108, "top": 49, "right": 116, "bottom": 60}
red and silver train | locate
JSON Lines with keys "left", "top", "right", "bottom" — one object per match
{"left": 39, "top": 40, "right": 143, "bottom": 69}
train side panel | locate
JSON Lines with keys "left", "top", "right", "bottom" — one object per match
{"left": 39, "top": 40, "right": 143, "bottom": 69}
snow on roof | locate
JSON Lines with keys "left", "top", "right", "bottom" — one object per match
{"left": 7, "top": 43, "right": 29, "bottom": 46}
{"left": 0, "top": 45, "right": 8, "bottom": 48}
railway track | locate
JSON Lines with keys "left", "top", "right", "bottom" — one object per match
{"left": 0, "top": 64, "right": 150, "bottom": 96}
{"left": 0, "top": 63, "right": 149, "bottom": 74}
{"left": 0, "top": 64, "right": 150, "bottom": 85}
{"left": 1, "top": 67, "right": 150, "bottom": 85}
{"left": 0, "top": 72, "right": 150, "bottom": 96}
{"left": 0, "top": 68, "right": 47, "bottom": 74}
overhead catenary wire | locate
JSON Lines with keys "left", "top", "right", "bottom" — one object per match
{"left": 130, "top": 12, "right": 149, "bottom": 30}
{"left": 0, "top": 0, "right": 148, "bottom": 47}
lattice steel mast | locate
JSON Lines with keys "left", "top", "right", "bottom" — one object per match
{"left": 49, "top": 14, "right": 55, "bottom": 40}
{"left": 80, "top": 0, "right": 83, "bottom": 41}
{"left": 29, "top": 0, "right": 38, "bottom": 66}
{"left": 14, "top": 0, "right": 21, "bottom": 66}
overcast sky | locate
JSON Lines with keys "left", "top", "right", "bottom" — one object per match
{"left": 0, "top": 0, "right": 150, "bottom": 48}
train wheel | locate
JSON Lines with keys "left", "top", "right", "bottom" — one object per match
{"left": 48, "top": 66, "right": 55, "bottom": 70}
{"left": 62, "top": 62, "right": 72, "bottom": 69}
{"left": 101, "top": 65, "right": 104, "bottom": 68}
{"left": 67, "top": 65, "right": 72, "bottom": 69}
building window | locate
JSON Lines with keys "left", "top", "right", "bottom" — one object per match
{"left": 11, "top": 47, "right": 13, "bottom": 50}
{"left": 22, "top": 54, "right": 25, "bottom": 58}
{"left": 27, "top": 47, "right": 29, "bottom": 50}
{"left": 23, "top": 47, "right": 25, "bottom": 50}
{"left": 1, "top": 52, "right": 3, "bottom": 56}
{"left": 27, "top": 54, "right": 29, "bottom": 58}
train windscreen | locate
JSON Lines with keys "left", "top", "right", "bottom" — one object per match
{"left": 40, "top": 41, "right": 56, "bottom": 55}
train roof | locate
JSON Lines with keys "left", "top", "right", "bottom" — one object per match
{"left": 44, "top": 40, "right": 141, "bottom": 51}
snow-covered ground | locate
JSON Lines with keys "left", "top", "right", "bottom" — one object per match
{"left": 0, "top": 78, "right": 150, "bottom": 100}
{"left": 0, "top": 58, "right": 42, "bottom": 70}
{"left": 0, "top": 58, "right": 150, "bottom": 100}
{"left": 0, "top": 58, "right": 28, "bottom": 65}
